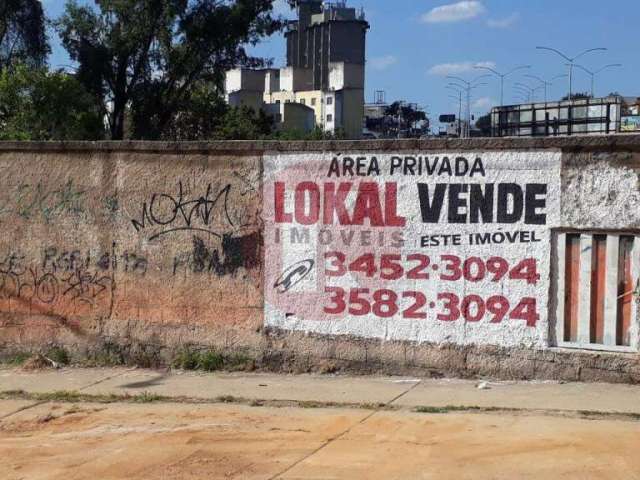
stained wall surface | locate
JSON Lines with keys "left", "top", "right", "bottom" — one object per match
{"left": 0, "top": 149, "right": 264, "bottom": 353}
{"left": 1, "top": 138, "right": 640, "bottom": 381}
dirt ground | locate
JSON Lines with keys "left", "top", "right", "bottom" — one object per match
{"left": 1, "top": 400, "right": 639, "bottom": 480}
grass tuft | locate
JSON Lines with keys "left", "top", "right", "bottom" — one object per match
{"left": 1, "top": 352, "right": 32, "bottom": 366}
{"left": 199, "top": 351, "right": 225, "bottom": 372}
{"left": 132, "top": 391, "right": 162, "bottom": 403}
{"left": 46, "top": 347, "right": 70, "bottom": 366}
{"left": 172, "top": 347, "right": 253, "bottom": 372}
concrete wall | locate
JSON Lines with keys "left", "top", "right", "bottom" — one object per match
{"left": 2, "top": 136, "right": 640, "bottom": 382}
{"left": 0, "top": 147, "right": 263, "bottom": 362}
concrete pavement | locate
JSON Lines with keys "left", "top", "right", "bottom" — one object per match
{"left": 2, "top": 366, "right": 640, "bottom": 416}
{"left": 2, "top": 367, "right": 640, "bottom": 479}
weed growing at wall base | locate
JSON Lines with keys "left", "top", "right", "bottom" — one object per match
{"left": 45, "top": 347, "right": 70, "bottom": 366}
{"left": 0, "top": 352, "right": 31, "bottom": 366}
{"left": 171, "top": 347, "right": 253, "bottom": 372}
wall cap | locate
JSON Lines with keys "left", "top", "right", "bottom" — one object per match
{"left": 1, "top": 134, "right": 640, "bottom": 153}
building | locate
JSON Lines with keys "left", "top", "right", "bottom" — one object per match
{"left": 224, "top": 0, "right": 369, "bottom": 138}
{"left": 491, "top": 96, "right": 640, "bottom": 137}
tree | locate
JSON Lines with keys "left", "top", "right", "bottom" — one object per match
{"left": 0, "top": 64, "right": 104, "bottom": 141}
{"left": 475, "top": 113, "right": 491, "bottom": 136}
{"left": 379, "top": 101, "right": 429, "bottom": 137}
{"left": 385, "top": 102, "right": 427, "bottom": 127}
{"left": 0, "top": 0, "right": 49, "bottom": 69}
{"left": 57, "top": 0, "right": 287, "bottom": 140}
{"left": 211, "top": 105, "right": 274, "bottom": 140}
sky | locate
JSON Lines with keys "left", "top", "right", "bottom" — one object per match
{"left": 44, "top": 0, "right": 640, "bottom": 127}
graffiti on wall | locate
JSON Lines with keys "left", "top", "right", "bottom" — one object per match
{"left": 130, "top": 178, "right": 262, "bottom": 278}
{"left": 263, "top": 152, "right": 561, "bottom": 348}
{"left": 0, "top": 245, "right": 147, "bottom": 308}
{"left": 0, "top": 180, "right": 86, "bottom": 222}
{"left": 172, "top": 233, "right": 262, "bottom": 277}
{"left": 131, "top": 181, "right": 257, "bottom": 242}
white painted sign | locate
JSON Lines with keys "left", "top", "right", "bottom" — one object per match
{"left": 264, "top": 151, "right": 561, "bottom": 348}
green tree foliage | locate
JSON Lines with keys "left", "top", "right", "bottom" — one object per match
{"left": 211, "top": 105, "right": 274, "bottom": 140}
{"left": 57, "top": 0, "right": 285, "bottom": 140}
{"left": 0, "top": 65, "right": 104, "bottom": 141}
{"left": 160, "top": 85, "right": 274, "bottom": 141}
{"left": 385, "top": 101, "right": 427, "bottom": 126}
{"left": 475, "top": 113, "right": 491, "bottom": 136}
{"left": 0, "top": 0, "right": 49, "bottom": 68}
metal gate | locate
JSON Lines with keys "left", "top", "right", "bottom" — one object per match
{"left": 554, "top": 232, "right": 640, "bottom": 352}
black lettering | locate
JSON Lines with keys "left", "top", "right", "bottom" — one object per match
{"left": 455, "top": 157, "right": 469, "bottom": 176}
{"left": 448, "top": 184, "right": 468, "bottom": 223}
{"left": 525, "top": 184, "right": 547, "bottom": 225}
{"left": 469, "top": 184, "right": 494, "bottom": 224}
{"left": 418, "top": 184, "right": 447, "bottom": 223}
{"left": 390, "top": 156, "right": 403, "bottom": 175}
{"left": 470, "top": 158, "right": 486, "bottom": 177}
{"left": 497, "top": 184, "right": 523, "bottom": 223}
{"left": 343, "top": 157, "right": 355, "bottom": 176}
{"left": 328, "top": 157, "right": 341, "bottom": 177}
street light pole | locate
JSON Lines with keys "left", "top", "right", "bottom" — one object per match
{"left": 474, "top": 65, "right": 531, "bottom": 107}
{"left": 524, "top": 74, "right": 567, "bottom": 103}
{"left": 536, "top": 47, "right": 607, "bottom": 100}
{"left": 573, "top": 63, "right": 622, "bottom": 98}
{"left": 446, "top": 74, "right": 490, "bottom": 137}
{"left": 513, "top": 86, "right": 533, "bottom": 103}
{"left": 514, "top": 82, "right": 543, "bottom": 103}
{"left": 447, "top": 92, "right": 463, "bottom": 137}
{"left": 446, "top": 86, "right": 464, "bottom": 137}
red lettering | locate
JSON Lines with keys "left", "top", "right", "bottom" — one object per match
{"left": 323, "top": 182, "right": 352, "bottom": 225}
{"left": 294, "top": 182, "right": 320, "bottom": 225}
{"left": 352, "top": 183, "right": 384, "bottom": 226}
{"left": 384, "top": 183, "right": 406, "bottom": 227}
{"left": 275, "top": 181, "right": 406, "bottom": 227}
{"left": 274, "top": 182, "right": 292, "bottom": 223}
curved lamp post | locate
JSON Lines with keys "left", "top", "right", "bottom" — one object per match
{"left": 474, "top": 65, "right": 531, "bottom": 107}
{"left": 446, "top": 75, "right": 490, "bottom": 137}
{"left": 573, "top": 63, "right": 622, "bottom": 98}
{"left": 536, "top": 46, "right": 607, "bottom": 100}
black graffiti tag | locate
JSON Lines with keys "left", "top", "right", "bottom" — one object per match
{"left": 131, "top": 182, "right": 235, "bottom": 241}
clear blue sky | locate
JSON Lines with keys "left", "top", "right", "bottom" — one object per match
{"left": 45, "top": 0, "right": 639, "bottom": 123}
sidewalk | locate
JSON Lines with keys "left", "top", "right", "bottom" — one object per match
{"left": 2, "top": 367, "right": 640, "bottom": 479}
{"left": 2, "top": 366, "right": 640, "bottom": 416}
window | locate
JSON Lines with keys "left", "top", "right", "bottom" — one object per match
{"left": 300, "top": 99, "right": 306, "bottom": 105}
{"left": 275, "top": 100, "right": 281, "bottom": 105}
{"left": 554, "top": 232, "right": 639, "bottom": 352}
{"left": 326, "top": 96, "right": 333, "bottom": 105}
{"left": 285, "top": 99, "right": 291, "bottom": 103}
{"left": 311, "top": 98, "right": 317, "bottom": 106}
{"left": 327, "top": 114, "right": 333, "bottom": 122}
